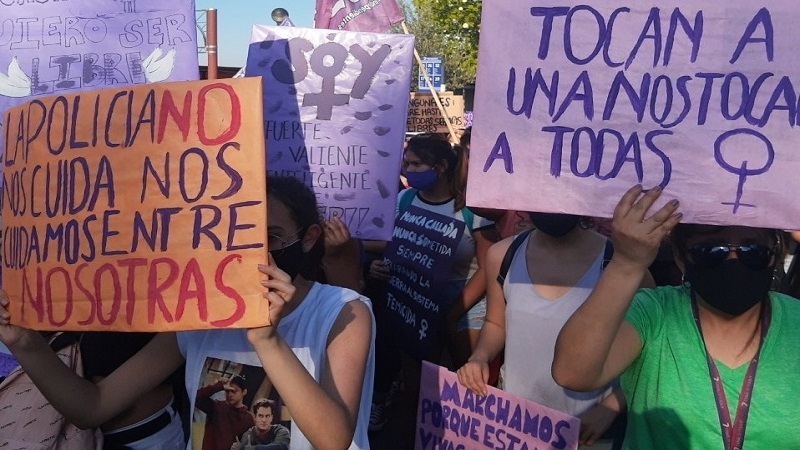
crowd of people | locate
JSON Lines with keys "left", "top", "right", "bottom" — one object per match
{"left": 1, "top": 129, "right": 800, "bottom": 450}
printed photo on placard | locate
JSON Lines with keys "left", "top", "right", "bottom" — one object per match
{"left": 192, "top": 357, "right": 291, "bottom": 450}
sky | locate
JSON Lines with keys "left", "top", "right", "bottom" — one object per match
{"left": 194, "top": 0, "right": 317, "bottom": 68}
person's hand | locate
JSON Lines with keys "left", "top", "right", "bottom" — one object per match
{"left": 323, "top": 217, "right": 352, "bottom": 256}
{"left": 247, "top": 255, "right": 296, "bottom": 345}
{"left": 577, "top": 402, "right": 618, "bottom": 446}
{"left": 610, "top": 185, "right": 681, "bottom": 271}
{"left": 456, "top": 357, "right": 489, "bottom": 397}
{"left": 0, "top": 289, "right": 37, "bottom": 350}
{"left": 368, "top": 259, "right": 391, "bottom": 281}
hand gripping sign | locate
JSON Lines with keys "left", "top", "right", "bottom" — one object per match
{"left": 1, "top": 77, "right": 270, "bottom": 331}
{"left": 469, "top": 0, "right": 800, "bottom": 229}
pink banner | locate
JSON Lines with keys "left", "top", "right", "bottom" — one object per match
{"left": 315, "top": 0, "right": 404, "bottom": 33}
{"left": 416, "top": 362, "right": 580, "bottom": 450}
{"left": 468, "top": 1, "right": 800, "bottom": 229}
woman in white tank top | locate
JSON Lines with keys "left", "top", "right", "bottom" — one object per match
{"left": 457, "top": 213, "right": 654, "bottom": 448}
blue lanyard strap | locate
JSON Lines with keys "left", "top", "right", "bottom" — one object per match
{"left": 690, "top": 293, "right": 771, "bottom": 450}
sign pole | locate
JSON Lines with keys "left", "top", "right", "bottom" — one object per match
{"left": 401, "top": 21, "right": 459, "bottom": 142}
{"left": 206, "top": 8, "right": 218, "bottom": 80}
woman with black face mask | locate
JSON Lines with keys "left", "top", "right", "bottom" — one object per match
{"left": 0, "top": 176, "right": 377, "bottom": 450}
{"left": 553, "top": 185, "right": 800, "bottom": 449}
{"left": 458, "top": 211, "right": 654, "bottom": 448}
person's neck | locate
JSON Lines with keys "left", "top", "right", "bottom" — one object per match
{"left": 696, "top": 297, "right": 764, "bottom": 335}
{"left": 417, "top": 180, "right": 452, "bottom": 203}
{"left": 255, "top": 427, "right": 271, "bottom": 438}
{"left": 281, "top": 276, "right": 313, "bottom": 317}
{"left": 695, "top": 297, "right": 767, "bottom": 368}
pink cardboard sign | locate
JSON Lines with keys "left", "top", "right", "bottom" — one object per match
{"left": 416, "top": 362, "right": 580, "bottom": 450}
{"left": 468, "top": 1, "right": 800, "bottom": 229}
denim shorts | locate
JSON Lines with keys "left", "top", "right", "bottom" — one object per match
{"left": 457, "top": 297, "right": 487, "bottom": 331}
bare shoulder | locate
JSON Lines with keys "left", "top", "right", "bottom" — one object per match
{"left": 487, "top": 234, "right": 520, "bottom": 260}
{"left": 328, "top": 297, "right": 373, "bottom": 345}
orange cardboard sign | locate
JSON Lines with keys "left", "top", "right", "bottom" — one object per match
{"left": 407, "top": 92, "right": 465, "bottom": 134}
{"left": 1, "top": 78, "right": 270, "bottom": 331}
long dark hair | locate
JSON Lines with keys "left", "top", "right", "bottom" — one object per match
{"left": 266, "top": 176, "right": 324, "bottom": 279}
{"left": 405, "top": 133, "right": 468, "bottom": 211}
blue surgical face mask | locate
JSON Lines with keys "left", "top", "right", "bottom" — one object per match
{"left": 405, "top": 168, "right": 439, "bottom": 191}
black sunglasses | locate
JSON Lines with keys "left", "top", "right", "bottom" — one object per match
{"left": 687, "top": 243, "right": 775, "bottom": 270}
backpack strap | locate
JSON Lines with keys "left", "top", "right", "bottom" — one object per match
{"left": 496, "top": 230, "right": 532, "bottom": 287}
{"left": 602, "top": 239, "right": 614, "bottom": 270}
{"left": 497, "top": 233, "right": 612, "bottom": 288}
{"left": 398, "top": 188, "right": 417, "bottom": 213}
{"left": 461, "top": 207, "right": 475, "bottom": 236}
{"left": 48, "top": 332, "right": 80, "bottom": 352}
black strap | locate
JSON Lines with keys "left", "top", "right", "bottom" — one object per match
{"left": 103, "top": 409, "right": 172, "bottom": 447}
{"left": 48, "top": 332, "right": 81, "bottom": 352}
{"left": 496, "top": 230, "right": 532, "bottom": 287}
{"left": 497, "top": 232, "right": 613, "bottom": 288}
{"left": 602, "top": 239, "right": 614, "bottom": 269}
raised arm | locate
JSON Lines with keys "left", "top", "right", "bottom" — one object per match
{"left": 552, "top": 185, "right": 681, "bottom": 391}
{"left": 195, "top": 379, "right": 226, "bottom": 415}
{"left": 249, "top": 263, "right": 372, "bottom": 450}
{"left": 321, "top": 217, "right": 364, "bottom": 292}
{"left": 447, "top": 226, "right": 499, "bottom": 331}
{"left": 0, "top": 298, "right": 183, "bottom": 429}
{"left": 456, "top": 236, "right": 511, "bottom": 396}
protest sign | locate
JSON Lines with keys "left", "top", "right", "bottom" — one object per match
{"left": 468, "top": 1, "right": 800, "bottom": 229}
{"left": 383, "top": 205, "right": 464, "bottom": 361}
{"left": 417, "top": 362, "right": 580, "bottom": 450}
{"left": 0, "top": 0, "right": 199, "bottom": 161}
{"left": 314, "top": 0, "right": 404, "bottom": 33}
{"left": 1, "top": 77, "right": 269, "bottom": 331}
{"left": 407, "top": 92, "right": 465, "bottom": 134}
{"left": 245, "top": 25, "right": 414, "bottom": 240}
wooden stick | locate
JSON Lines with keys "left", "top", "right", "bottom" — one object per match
{"left": 400, "top": 21, "right": 459, "bottom": 142}
{"left": 206, "top": 8, "right": 218, "bottom": 80}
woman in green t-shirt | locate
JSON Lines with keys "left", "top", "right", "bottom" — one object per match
{"left": 553, "top": 185, "right": 800, "bottom": 449}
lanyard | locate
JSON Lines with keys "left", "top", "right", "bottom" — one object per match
{"left": 690, "top": 293, "right": 771, "bottom": 450}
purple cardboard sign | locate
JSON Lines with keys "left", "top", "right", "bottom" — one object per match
{"left": 417, "top": 362, "right": 580, "bottom": 450}
{"left": 469, "top": 1, "right": 800, "bottom": 229}
{"left": 0, "top": 0, "right": 199, "bottom": 161}
{"left": 245, "top": 25, "right": 415, "bottom": 240}
{"left": 382, "top": 205, "right": 464, "bottom": 361}
{"left": 0, "top": 352, "right": 18, "bottom": 378}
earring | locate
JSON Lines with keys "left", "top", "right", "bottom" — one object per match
{"left": 681, "top": 273, "right": 691, "bottom": 289}
{"left": 772, "top": 266, "right": 784, "bottom": 290}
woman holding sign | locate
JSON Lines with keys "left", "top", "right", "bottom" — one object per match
{"left": 553, "top": 185, "right": 800, "bottom": 449}
{"left": 457, "top": 212, "right": 647, "bottom": 448}
{"left": 367, "top": 133, "right": 497, "bottom": 433}
{"left": 0, "top": 176, "right": 375, "bottom": 450}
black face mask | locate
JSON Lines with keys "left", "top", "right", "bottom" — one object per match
{"left": 270, "top": 240, "right": 306, "bottom": 280}
{"left": 528, "top": 212, "right": 581, "bottom": 237}
{"left": 685, "top": 259, "right": 773, "bottom": 316}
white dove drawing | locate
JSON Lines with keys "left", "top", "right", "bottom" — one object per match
{"left": 142, "top": 47, "right": 177, "bottom": 83}
{"left": 0, "top": 57, "right": 32, "bottom": 98}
